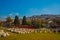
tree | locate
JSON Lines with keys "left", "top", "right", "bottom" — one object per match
{"left": 0, "top": 20, "right": 2, "bottom": 26}
{"left": 31, "top": 20, "right": 39, "bottom": 28}
{"left": 14, "top": 16, "right": 20, "bottom": 26}
{"left": 31, "top": 20, "right": 36, "bottom": 26}
{"left": 51, "top": 19, "right": 60, "bottom": 28}
{"left": 24, "top": 21, "right": 30, "bottom": 25}
{"left": 5, "top": 16, "right": 13, "bottom": 27}
{"left": 31, "top": 20, "right": 44, "bottom": 28}
{"left": 22, "top": 16, "right": 26, "bottom": 25}
{"left": 6, "top": 16, "right": 12, "bottom": 23}
{"left": 36, "top": 20, "right": 43, "bottom": 28}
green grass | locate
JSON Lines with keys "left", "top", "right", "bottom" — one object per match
{"left": 0, "top": 27, "right": 60, "bottom": 40}
{"left": 0, "top": 32, "right": 60, "bottom": 40}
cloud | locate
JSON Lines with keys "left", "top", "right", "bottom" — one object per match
{"left": 26, "top": 8, "right": 41, "bottom": 16}
{"left": 4, "top": 16, "right": 7, "bottom": 18}
{"left": 27, "top": 5, "right": 60, "bottom": 16}
{"left": 0, "top": 16, "right": 7, "bottom": 21}
{"left": 9, "top": 13, "right": 13, "bottom": 16}
{"left": 40, "top": 3, "right": 60, "bottom": 15}
{"left": 50, "top": 3, "right": 60, "bottom": 14}
{"left": 41, "top": 8, "right": 52, "bottom": 15}
{"left": 15, "top": 13, "right": 19, "bottom": 15}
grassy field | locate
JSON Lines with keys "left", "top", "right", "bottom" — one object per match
{"left": 0, "top": 27, "right": 60, "bottom": 40}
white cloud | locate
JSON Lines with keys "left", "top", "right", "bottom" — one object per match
{"left": 41, "top": 8, "right": 52, "bottom": 15}
{"left": 4, "top": 16, "right": 7, "bottom": 18}
{"left": 26, "top": 8, "right": 41, "bottom": 16}
{"left": 50, "top": 3, "right": 60, "bottom": 14}
{"left": 40, "top": 3, "right": 60, "bottom": 15}
{"left": 9, "top": 13, "right": 13, "bottom": 16}
{"left": 15, "top": 13, "right": 19, "bottom": 15}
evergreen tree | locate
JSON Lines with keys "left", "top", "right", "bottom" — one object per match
{"left": 22, "top": 16, "right": 26, "bottom": 25}
{"left": 14, "top": 16, "right": 20, "bottom": 26}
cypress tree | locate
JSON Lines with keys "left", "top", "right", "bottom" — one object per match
{"left": 22, "top": 16, "right": 26, "bottom": 25}
{"left": 14, "top": 16, "right": 20, "bottom": 26}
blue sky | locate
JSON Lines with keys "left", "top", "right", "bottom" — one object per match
{"left": 0, "top": 0, "right": 60, "bottom": 19}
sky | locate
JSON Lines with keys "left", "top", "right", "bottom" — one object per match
{"left": 0, "top": 0, "right": 60, "bottom": 19}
